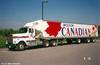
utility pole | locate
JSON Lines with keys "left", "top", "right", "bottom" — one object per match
{"left": 42, "top": 0, "right": 48, "bottom": 20}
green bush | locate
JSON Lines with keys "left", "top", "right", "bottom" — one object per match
{"left": 0, "top": 36, "right": 6, "bottom": 48}
{"left": 0, "top": 28, "right": 18, "bottom": 48}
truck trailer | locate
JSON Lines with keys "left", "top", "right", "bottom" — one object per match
{"left": 7, "top": 20, "right": 98, "bottom": 50}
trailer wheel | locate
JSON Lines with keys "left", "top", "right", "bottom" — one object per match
{"left": 92, "top": 39, "right": 96, "bottom": 43}
{"left": 44, "top": 41, "right": 49, "bottom": 47}
{"left": 87, "top": 39, "right": 90, "bottom": 43}
{"left": 91, "top": 39, "right": 96, "bottom": 43}
{"left": 51, "top": 41, "right": 57, "bottom": 47}
{"left": 77, "top": 39, "right": 81, "bottom": 44}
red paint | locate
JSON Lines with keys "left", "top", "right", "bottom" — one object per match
{"left": 75, "top": 28, "right": 78, "bottom": 35}
{"left": 67, "top": 28, "right": 70, "bottom": 36}
{"left": 45, "top": 21, "right": 61, "bottom": 37}
{"left": 13, "top": 36, "right": 29, "bottom": 38}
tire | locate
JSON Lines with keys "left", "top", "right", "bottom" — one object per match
{"left": 44, "top": 41, "right": 49, "bottom": 47}
{"left": 92, "top": 39, "right": 96, "bottom": 43}
{"left": 17, "top": 43, "right": 25, "bottom": 51}
{"left": 91, "top": 39, "right": 96, "bottom": 43}
{"left": 51, "top": 41, "right": 57, "bottom": 47}
{"left": 87, "top": 39, "right": 90, "bottom": 43}
{"left": 77, "top": 39, "right": 81, "bottom": 44}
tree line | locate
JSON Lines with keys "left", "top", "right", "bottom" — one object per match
{"left": 0, "top": 28, "right": 18, "bottom": 37}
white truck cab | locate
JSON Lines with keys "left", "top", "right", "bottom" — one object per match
{"left": 7, "top": 26, "right": 37, "bottom": 50}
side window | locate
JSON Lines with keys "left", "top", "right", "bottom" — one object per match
{"left": 29, "top": 28, "right": 32, "bottom": 33}
{"left": 29, "top": 28, "right": 34, "bottom": 33}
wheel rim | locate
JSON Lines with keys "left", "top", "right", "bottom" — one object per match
{"left": 45, "top": 42, "right": 49, "bottom": 47}
{"left": 87, "top": 39, "right": 90, "bottom": 43}
{"left": 78, "top": 39, "right": 81, "bottom": 43}
{"left": 19, "top": 44, "right": 24, "bottom": 50}
{"left": 93, "top": 39, "right": 95, "bottom": 42}
{"left": 53, "top": 42, "right": 56, "bottom": 46}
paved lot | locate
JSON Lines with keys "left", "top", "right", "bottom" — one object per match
{"left": 0, "top": 40, "right": 100, "bottom": 65}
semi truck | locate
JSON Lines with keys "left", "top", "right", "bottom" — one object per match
{"left": 7, "top": 20, "right": 98, "bottom": 50}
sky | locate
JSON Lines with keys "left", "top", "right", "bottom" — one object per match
{"left": 0, "top": 0, "right": 100, "bottom": 29}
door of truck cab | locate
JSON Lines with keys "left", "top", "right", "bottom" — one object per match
{"left": 28, "top": 28, "right": 35, "bottom": 40}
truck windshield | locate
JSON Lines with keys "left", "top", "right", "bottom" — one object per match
{"left": 18, "top": 27, "right": 27, "bottom": 33}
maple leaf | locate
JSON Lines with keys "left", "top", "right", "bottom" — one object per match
{"left": 45, "top": 21, "right": 61, "bottom": 37}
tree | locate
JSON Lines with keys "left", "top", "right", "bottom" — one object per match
{"left": 0, "top": 29, "right": 18, "bottom": 37}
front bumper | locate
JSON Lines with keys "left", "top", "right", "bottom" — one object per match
{"left": 6, "top": 42, "right": 17, "bottom": 50}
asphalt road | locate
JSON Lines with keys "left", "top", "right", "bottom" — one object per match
{"left": 0, "top": 40, "right": 100, "bottom": 65}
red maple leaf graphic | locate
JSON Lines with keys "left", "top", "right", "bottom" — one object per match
{"left": 45, "top": 21, "right": 61, "bottom": 37}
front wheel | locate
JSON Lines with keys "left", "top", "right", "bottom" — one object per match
{"left": 17, "top": 43, "right": 25, "bottom": 51}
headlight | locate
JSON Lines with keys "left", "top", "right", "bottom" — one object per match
{"left": 5, "top": 41, "right": 8, "bottom": 44}
{"left": 13, "top": 41, "right": 17, "bottom": 43}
